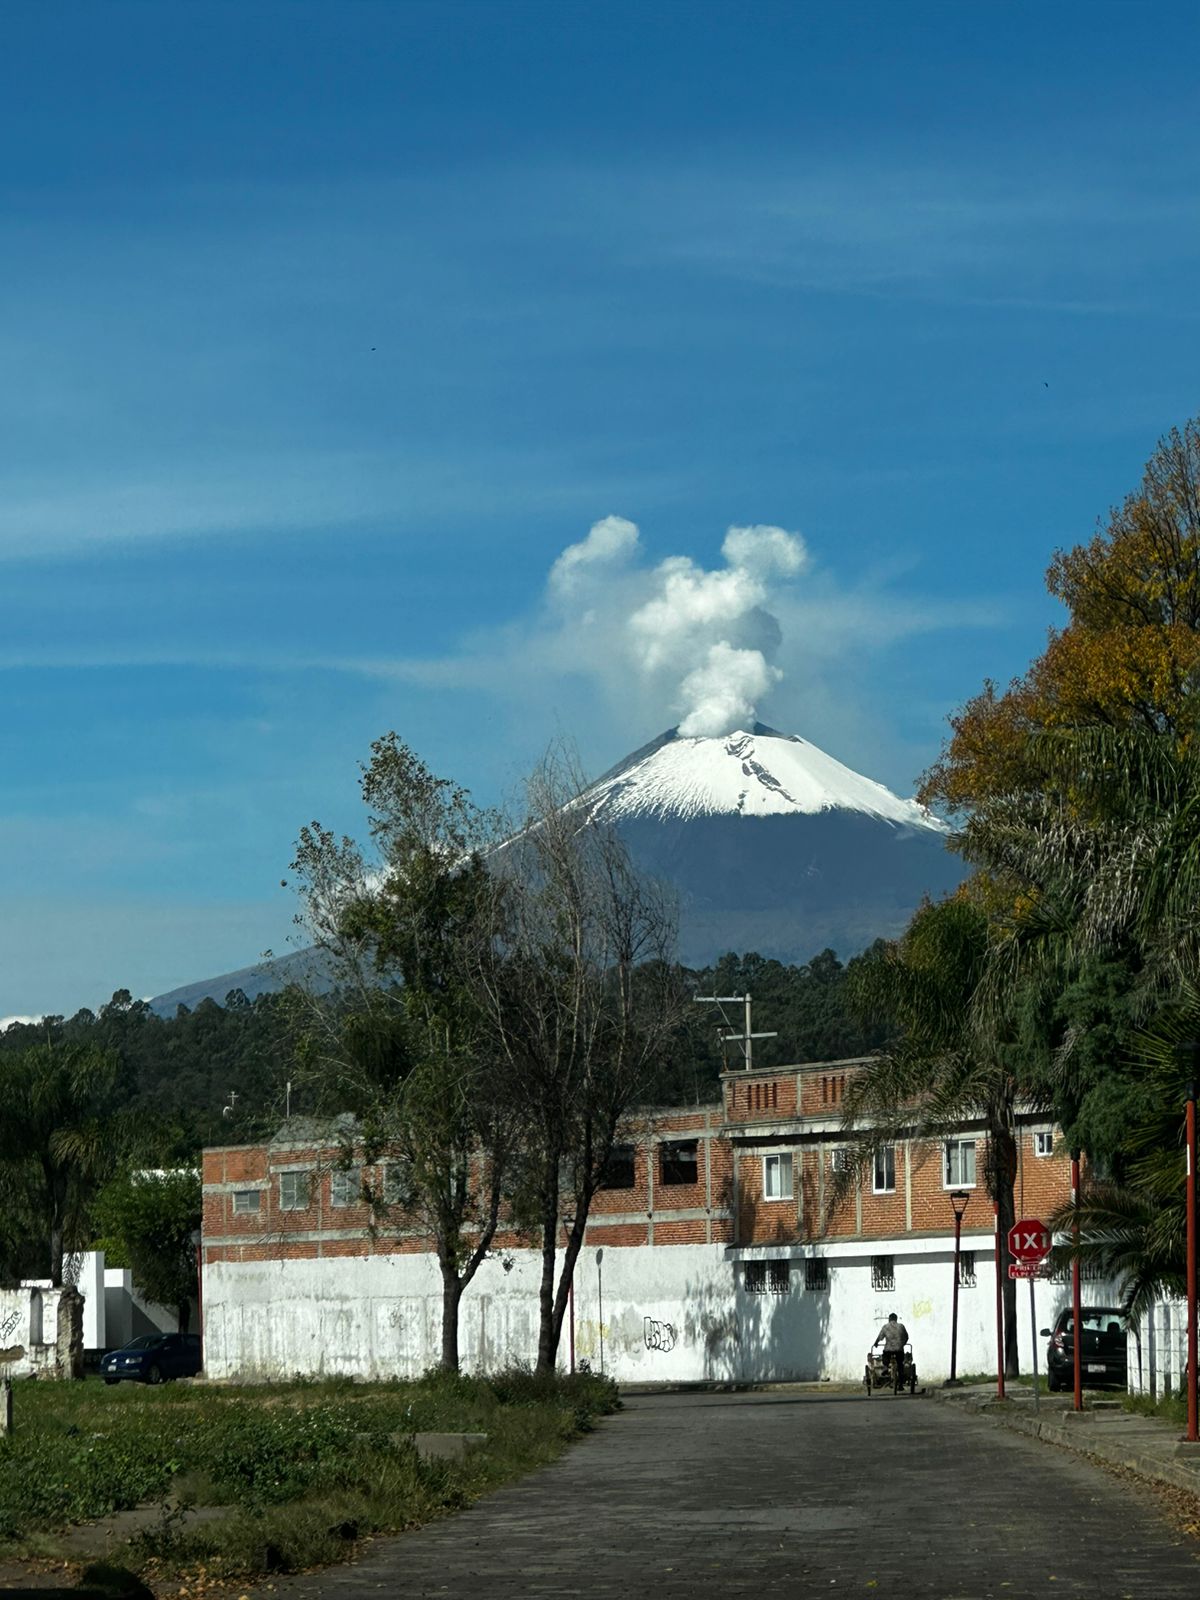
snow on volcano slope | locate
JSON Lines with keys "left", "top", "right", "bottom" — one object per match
{"left": 579, "top": 723, "right": 961, "bottom": 965}
{"left": 583, "top": 724, "right": 945, "bottom": 832}
{"left": 149, "top": 724, "right": 961, "bottom": 1010}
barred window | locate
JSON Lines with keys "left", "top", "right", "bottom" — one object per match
{"left": 831, "top": 1147, "right": 854, "bottom": 1174}
{"left": 805, "top": 1257, "right": 829, "bottom": 1292}
{"left": 958, "top": 1250, "right": 976, "bottom": 1288}
{"left": 744, "top": 1260, "right": 790, "bottom": 1294}
{"left": 330, "top": 1167, "right": 360, "bottom": 1208}
{"left": 871, "top": 1255, "right": 895, "bottom": 1292}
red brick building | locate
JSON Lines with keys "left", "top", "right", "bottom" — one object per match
{"left": 201, "top": 1056, "right": 1094, "bottom": 1384}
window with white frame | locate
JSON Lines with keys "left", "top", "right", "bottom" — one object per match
{"left": 231, "top": 1189, "right": 261, "bottom": 1215}
{"left": 943, "top": 1139, "right": 977, "bottom": 1188}
{"left": 279, "top": 1170, "right": 311, "bottom": 1212}
{"left": 330, "top": 1166, "right": 360, "bottom": 1208}
{"left": 763, "top": 1152, "right": 793, "bottom": 1201}
{"left": 873, "top": 1145, "right": 896, "bottom": 1194}
{"left": 1034, "top": 1130, "right": 1054, "bottom": 1158}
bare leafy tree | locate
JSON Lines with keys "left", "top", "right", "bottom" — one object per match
{"left": 478, "top": 744, "right": 683, "bottom": 1374}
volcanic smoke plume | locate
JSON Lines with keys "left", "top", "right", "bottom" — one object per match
{"left": 547, "top": 516, "right": 806, "bottom": 736}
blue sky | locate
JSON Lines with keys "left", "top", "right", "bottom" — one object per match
{"left": 3, "top": 0, "right": 1199, "bottom": 1017}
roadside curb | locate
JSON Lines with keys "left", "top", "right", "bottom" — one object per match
{"left": 934, "top": 1388, "right": 1200, "bottom": 1500}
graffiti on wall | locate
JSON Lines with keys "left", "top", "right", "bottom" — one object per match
{"left": 0, "top": 1309, "right": 20, "bottom": 1343}
{"left": 644, "top": 1315, "right": 677, "bottom": 1353}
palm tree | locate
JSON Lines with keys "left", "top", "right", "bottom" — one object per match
{"left": 0, "top": 1038, "right": 122, "bottom": 1284}
{"left": 839, "top": 896, "right": 1032, "bottom": 1375}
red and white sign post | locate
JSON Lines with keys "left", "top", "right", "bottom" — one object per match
{"left": 1007, "top": 1218, "right": 1050, "bottom": 1409}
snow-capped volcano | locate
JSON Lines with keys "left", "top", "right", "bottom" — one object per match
{"left": 582, "top": 724, "right": 944, "bottom": 831}
{"left": 575, "top": 722, "right": 962, "bottom": 968}
{"left": 148, "top": 722, "right": 962, "bottom": 1013}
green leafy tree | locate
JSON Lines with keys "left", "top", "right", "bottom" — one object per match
{"left": 289, "top": 734, "right": 514, "bottom": 1372}
{"left": 0, "top": 1039, "right": 123, "bottom": 1284}
{"left": 840, "top": 897, "right": 1029, "bottom": 1375}
{"left": 94, "top": 1168, "right": 202, "bottom": 1330}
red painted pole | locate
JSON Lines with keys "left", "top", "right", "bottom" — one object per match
{"left": 1071, "top": 1152, "right": 1083, "bottom": 1413}
{"left": 994, "top": 1201, "right": 1005, "bottom": 1400}
{"left": 1186, "top": 1081, "right": 1197, "bottom": 1443}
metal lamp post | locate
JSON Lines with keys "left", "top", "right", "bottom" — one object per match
{"left": 945, "top": 1189, "right": 970, "bottom": 1387}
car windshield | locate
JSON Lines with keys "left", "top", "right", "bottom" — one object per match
{"left": 124, "top": 1335, "right": 166, "bottom": 1350}
{"left": 1064, "top": 1312, "right": 1123, "bottom": 1333}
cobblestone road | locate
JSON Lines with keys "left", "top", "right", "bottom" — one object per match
{"left": 279, "top": 1389, "right": 1200, "bottom": 1597}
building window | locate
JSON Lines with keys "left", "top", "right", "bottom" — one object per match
{"left": 231, "top": 1189, "right": 260, "bottom": 1215}
{"left": 330, "top": 1167, "right": 360, "bottom": 1208}
{"left": 1034, "top": 1131, "right": 1054, "bottom": 1158}
{"left": 763, "top": 1152, "right": 793, "bottom": 1201}
{"left": 958, "top": 1250, "right": 976, "bottom": 1288}
{"left": 805, "top": 1257, "right": 829, "bottom": 1292}
{"left": 871, "top": 1255, "right": 895, "bottom": 1293}
{"left": 831, "top": 1147, "right": 854, "bottom": 1174}
{"left": 382, "top": 1162, "right": 408, "bottom": 1205}
{"left": 660, "top": 1139, "right": 699, "bottom": 1186}
{"left": 943, "top": 1139, "right": 977, "bottom": 1188}
{"left": 873, "top": 1146, "right": 896, "bottom": 1194}
{"left": 744, "top": 1260, "right": 790, "bottom": 1294}
{"left": 279, "top": 1171, "right": 311, "bottom": 1212}
{"left": 601, "top": 1143, "right": 636, "bottom": 1190}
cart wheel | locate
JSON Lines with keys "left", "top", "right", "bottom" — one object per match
{"left": 909, "top": 1367, "right": 918, "bottom": 1394}
{"left": 864, "top": 1367, "right": 872, "bottom": 1395}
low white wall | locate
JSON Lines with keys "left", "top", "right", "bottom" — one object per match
{"left": 202, "top": 1239, "right": 1119, "bottom": 1385}
{"left": 1127, "top": 1296, "right": 1189, "bottom": 1398}
{"left": 0, "top": 1285, "right": 71, "bottom": 1378}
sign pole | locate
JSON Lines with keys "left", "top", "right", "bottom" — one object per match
{"left": 1186, "top": 1079, "right": 1197, "bottom": 1443}
{"left": 1081, "top": 1152, "right": 1088, "bottom": 1414}
{"left": 994, "top": 1202, "right": 1005, "bottom": 1400}
{"left": 1028, "top": 1277, "right": 1040, "bottom": 1412}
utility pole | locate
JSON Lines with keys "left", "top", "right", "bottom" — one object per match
{"left": 694, "top": 993, "right": 777, "bottom": 1070}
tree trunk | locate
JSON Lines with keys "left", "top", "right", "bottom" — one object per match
{"left": 990, "top": 1121, "right": 1020, "bottom": 1378}
{"left": 439, "top": 1262, "right": 463, "bottom": 1372}
{"left": 535, "top": 1173, "right": 560, "bottom": 1375}
{"left": 549, "top": 1207, "right": 589, "bottom": 1358}
{"left": 49, "top": 1221, "right": 64, "bottom": 1288}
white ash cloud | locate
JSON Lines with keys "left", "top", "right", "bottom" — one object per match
{"left": 547, "top": 517, "right": 807, "bottom": 736}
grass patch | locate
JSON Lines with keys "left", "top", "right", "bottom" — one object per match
{"left": 1122, "top": 1389, "right": 1190, "bottom": 1427}
{"left": 0, "top": 1367, "right": 619, "bottom": 1583}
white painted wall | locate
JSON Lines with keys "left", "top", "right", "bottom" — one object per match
{"left": 202, "top": 1239, "right": 1125, "bottom": 1385}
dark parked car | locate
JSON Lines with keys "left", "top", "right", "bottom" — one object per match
{"left": 1040, "top": 1307, "right": 1127, "bottom": 1391}
{"left": 100, "top": 1332, "right": 202, "bottom": 1385}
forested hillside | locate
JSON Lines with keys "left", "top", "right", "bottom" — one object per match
{"left": 1, "top": 948, "right": 885, "bottom": 1158}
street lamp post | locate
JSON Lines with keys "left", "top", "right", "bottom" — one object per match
{"left": 945, "top": 1189, "right": 970, "bottom": 1387}
{"left": 562, "top": 1216, "right": 576, "bottom": 1376}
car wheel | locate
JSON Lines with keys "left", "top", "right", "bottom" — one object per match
{"left": 144, "top": 1364, "right": 163, "bottom": 1386}
{"left": 103, "top": 1377, "right": 119, "bottom": 1386}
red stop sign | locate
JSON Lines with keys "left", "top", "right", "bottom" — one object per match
{"left": 1008, "top": 1218, "right": 1051, "bottom": 1262}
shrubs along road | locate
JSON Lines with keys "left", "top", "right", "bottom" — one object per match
{"left": 0, "top": 1368, "right": 620, "bottom": 1587}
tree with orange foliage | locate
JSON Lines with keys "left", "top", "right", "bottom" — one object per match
{"left": 921, "top": 417, "right": 1200, "bottom": 814}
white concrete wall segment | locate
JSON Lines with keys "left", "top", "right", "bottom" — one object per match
{"left": 203, "top": 1239, "right": 1124, "bottom": 1385}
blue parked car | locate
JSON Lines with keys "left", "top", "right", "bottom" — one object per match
{"left": 100, "top": 1332, "right": 203, "bottom": 1385}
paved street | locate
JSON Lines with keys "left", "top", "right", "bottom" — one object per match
{"left": 280, "top": 1389, "right": 1200, "bottom": 1598}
